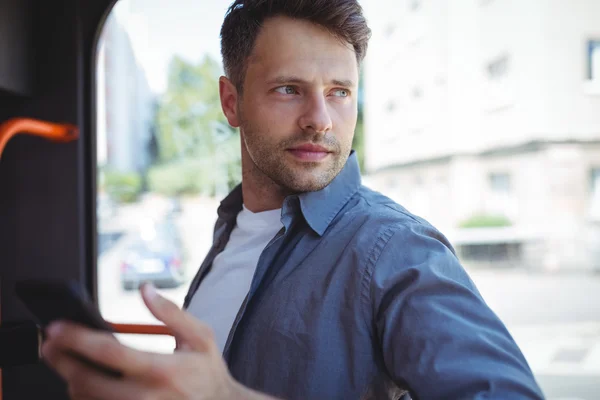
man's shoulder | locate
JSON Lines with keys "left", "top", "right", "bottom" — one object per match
{"left": 339, "top": 185, "right": 454, "bottom": 252}
{"left": 350, "top": 185, "right": 433, "bottom": 228}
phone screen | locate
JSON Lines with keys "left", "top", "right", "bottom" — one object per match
{"left": 15, "top": 280, "right": 113, "bottom": 332}
{"left": 15, "top": 280, "right": 122, "bottom": 377}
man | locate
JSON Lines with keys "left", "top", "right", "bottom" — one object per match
{"left": 43, "top": 0, "right": 545, "bottom": 399}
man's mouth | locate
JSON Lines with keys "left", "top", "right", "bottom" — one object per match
{"left": 287, "top": 144, "right": 332, "bottom": 161}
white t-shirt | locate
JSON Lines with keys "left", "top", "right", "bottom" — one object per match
{"left": 186, "top": 205, "right": 283, "bottom": 353}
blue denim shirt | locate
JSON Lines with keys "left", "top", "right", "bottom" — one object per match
{"left": 183, "top": 152, "right": 544, "bottom": 400}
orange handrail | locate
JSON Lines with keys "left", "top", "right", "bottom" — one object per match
{"left": 0, "top": 118, "right": 79, "bottom": 159}
{"left": 109, "top": 323, "right": 174, "bottom": 337}
{"left": 0, "top": 120, "right": 172, "bottom": 337}
{"left": 0, "top": 119, "right": 172, "bottom": 400}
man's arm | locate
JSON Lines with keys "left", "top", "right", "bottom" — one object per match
{"left": 368, "top": 222, "right": 545, "bottom": 399}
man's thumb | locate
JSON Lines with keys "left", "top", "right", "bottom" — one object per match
{"left": 140, "top": 283, "right": 215, "bottom": 353}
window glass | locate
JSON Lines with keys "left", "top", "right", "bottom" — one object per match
{"left": 96, "top": 0, "right": 233, "bottom": 353}
{"left": 96, "top": 0, "right": 600, "bottom": 396}
{"left": 486, "top": 55, "right": 509, "bottom": 80}
{"left": 364, "top": 1, "right": 600, "bottom": 397}
{"left": 589, "top": 40, "right": 600, "bottom": 81}
{"left": 591, "top": 168, "right": 600, "bottom": 220}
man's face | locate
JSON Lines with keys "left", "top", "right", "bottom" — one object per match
{"left": 228, "top": 16, "right": 359, "bottom": 193}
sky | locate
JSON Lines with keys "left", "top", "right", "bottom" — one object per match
{"left": 111, "top": 0, "right": 234, "bottom": 94}
{"left": 107, "top": 0, "right": 373, "bottom": 94}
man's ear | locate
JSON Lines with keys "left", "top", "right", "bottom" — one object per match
{"left": 219, "top": 76, "right": 240, "bottom": 128}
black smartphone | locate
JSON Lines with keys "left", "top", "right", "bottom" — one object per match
{"left": 15, "top": 279, "right": 113, "bottom": 332}
{"left": 15, "top": 279, "right": 122, "bottom": 377}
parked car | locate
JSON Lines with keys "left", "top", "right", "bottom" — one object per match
{"left": 120, "top": 220, "right": 186, "bottom": 290}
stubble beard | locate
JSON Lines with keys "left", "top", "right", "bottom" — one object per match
{"left": 239, "top": 119, "right": 349, "bottom": 194}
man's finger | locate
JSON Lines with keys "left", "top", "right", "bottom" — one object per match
{"left": 67, "top": 369, "right": 153, "bottom": 400}
{"left": 42, "top": 340, "right": 143, "bottom": 400}
{"left": 140, "top": 283, "right": 215, "bottom": 353}
{"left": 44, "top": 321, "right": 157, "bottom": 377}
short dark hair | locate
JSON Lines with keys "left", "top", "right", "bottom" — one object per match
{"left": 220, "top": 0, "right": 371, "bottom": 91}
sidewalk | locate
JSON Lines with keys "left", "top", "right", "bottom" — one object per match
{"left": 509, "top": 322, "right": 600, "bottom": 377}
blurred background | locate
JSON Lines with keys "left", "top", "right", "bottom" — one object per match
{"left": 95, "top": 0, "right": 600, "bottom": 398}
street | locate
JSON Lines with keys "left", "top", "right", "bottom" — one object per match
{"left": 98, "top": 196, "right": 219, "bottom": 353}
{"left": 98, "top": 198, "right": 600, "bottom": 399}
{"left": 470, "top": 270, "right": 600, "bottom": 400}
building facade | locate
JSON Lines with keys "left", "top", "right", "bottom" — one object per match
{"left": 363, "top": 0, "right": 600, "bottom": 270}
{"left": 97, "top": 11, "right": 155, "bottom": 174}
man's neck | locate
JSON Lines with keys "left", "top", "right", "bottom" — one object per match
{"left": 241, "top": 154, "right": 290, "bottom": 213}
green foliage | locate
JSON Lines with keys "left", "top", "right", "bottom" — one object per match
{"left": 352, "top": 68, "right": 366, "bottom": 171}
{"left": 97, "top": 166, "right": 106, "bottom": 192}
{"left": 353, "top": 112, "right": 365, "bottom": 172}
{"left": 147, "top": 160, "right": 205, "bottom": 197}
{"left": 152, "top": 54, "right": 241, "bottom": 195}
{"left": 103, "top": 169, "right": 142, "bottom": 203}
{"left": 459, "top": 214, "right": 512, "bottom": 229}
{"left": 155, "top": 55, "right": 236, "bottom": 161}
{"left": 147, "top": 141, "right": 241, "bottom": 197}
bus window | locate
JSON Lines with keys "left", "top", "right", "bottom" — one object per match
{"left": 95, "top": 0, "right": 234, "bottom": 353}
{"left": 94, "top": 0, "right": 600, "bottom": 397}
{"left": 362, "top": 1, "right": 600, "bottom": 398}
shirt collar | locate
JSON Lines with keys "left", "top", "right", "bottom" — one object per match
{"left": 217, "top": 151, "right": 362, "bottom": 236}
{"left": 217, "top": 183, "right": 244, "bottom": 223}
{"left": 296, "top": 151, "right": 361, "bottom": 236}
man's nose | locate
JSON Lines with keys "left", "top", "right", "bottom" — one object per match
{"left": 298, "top": 94, "right": 333, "bottom": 135}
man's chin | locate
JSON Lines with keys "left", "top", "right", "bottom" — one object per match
{"left": 275, "top": 172, "right": 334, "bottom": 193}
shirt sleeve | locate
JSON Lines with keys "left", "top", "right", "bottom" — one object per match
{"left": 367, "top": 222, "right": 545, "bottom": 400}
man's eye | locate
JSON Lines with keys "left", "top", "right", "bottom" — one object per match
{"left": 275, "top": 86, "right": 298, "bottom": 95}
{"left": 332, "top": 89, "right": 350, "bottom": 97}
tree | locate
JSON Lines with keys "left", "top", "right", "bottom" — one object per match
{"left": 353, "top": 68, "right": 366, "bottom": 172}
{"left": 151, "top": 55, "right": 241, "bottom": 196}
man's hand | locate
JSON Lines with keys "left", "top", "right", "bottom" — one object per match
{"left": 42, "top": 283, "right": 276, "bottom": 400}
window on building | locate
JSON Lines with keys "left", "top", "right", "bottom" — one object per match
{"left": 489, "top": 172, "right": 511, "bottom": 194}
{"left": 409, "top": 0, "right": 421, "bottom": 12}
{"left": 486, "top": 172, "right": 516, "bottom": 219}
{"left": 459, "top": 243, "right": 522, "bottom": 267}
{"left": 588, "top": 40, "right": 600, "bottom": 82}
{"left": 484, "top": 54, "right": 513, "bottom": 109}
{"left": 590, "top": 168, "right": 600, "bottom": 220}
{"left": 487, "top": 55, "right": 510, "bottom": 80}
{"left": 411, "top": 86, "right": 423, "bottom": 99}
{"left": 386, "top": 100, "right": 397, "bottom": 112}
{"left": 408, "top": 85, "right": 425, "bottom": 132}
{"left": 384, "top": 23, "right": 396, "bottom": 38}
